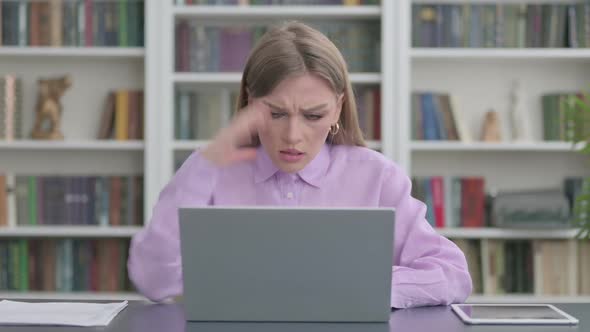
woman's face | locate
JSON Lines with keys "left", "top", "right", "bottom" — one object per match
{"left": 253, "top": 74, "right": 342, "bottom": 173}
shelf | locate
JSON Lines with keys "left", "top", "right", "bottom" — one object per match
{"left": 411, "top": 48, "right": 590, "bottom": 61}
{"left": 467, "top": 294, "right": 590, "bottom": 304}
{"left": 174, "top": 72, "right": 381, "bottom": 85}
{"left": 0, "top": 140, "right": 145, "bottom": 151}
{"left": 410, "top": 141, "right": 581, "bottom": 152}
{"left": 174, "top": 140, "right": 210, "bottom": 151}
{"left": 0, "top": 291, "right": 146, "bottom": 301}
{"left": 0, "top": 47, "right": 145, "bottom": 58}
{"left": 173, "top": 5, "right": 381, "bottom": 19}
{"left": 0, "top": 226, "right": 143, "bottom": 238}
{"left": 437, "top": 228, "right": 580, "bottom": 239}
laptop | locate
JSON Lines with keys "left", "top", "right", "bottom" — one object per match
{"left": 178, "top": 207, "right": 395, "bottom": 322}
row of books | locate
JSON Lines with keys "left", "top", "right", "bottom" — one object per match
{"left": 413, "top": 4, "right": 590, "bottom": 48}
{"left": 175, "top": 89, "right": 234, "bottom": 140}
{"left": 412, "top": 176, "right": 485, "bottom": 228}
{"left": 176, "top": 0, "right": 379, "bottom": 5}
{"left": 411, "top": 92, "right": 466, "bottom": 141}
{"left": 175, "top": 22, "right": 380, "bottom": 73}
{"left": 1, "top": 0, "right": 144, "bottom": 47}
{"left": 0, "top": 175, "right": 144, "bottom": 227}
{"left": 97, "top": 90, "right": 144, "bottom": 140}
{"left": 456, "top": 239, "right": 587, "bottom": 296}
{"left": 542, "top": 93, "right": 588, "bottom": 142}
{"left": 412, "top": 176, "right": 582, "bottom": 228}
{"left": 0, "top": 75, "right": 22, "bottom": 141}
{"left": 0, "top": 239, "right": 132, "bottom": 292}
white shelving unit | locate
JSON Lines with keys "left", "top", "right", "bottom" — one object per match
{"left": 437, "top": 228, "right": 580, "bottom": 240}
{"left": 0, "top": 226, "right": 142, "bottom": 238}
{"left": 0, "top": 291, "right": 145, "bottom": 301}
{"left": 412, "top": 48, "right": 590, "bottom": 60}
{"left": 0, "top": 140, "right": 144, "bottom": 151}
{"left": 0, "top": 47, "right": 144, "bottom": 58}
{"left": 402, "top": 0, "right": 590, "bottom": 303}
{"left": 3, "top": 0, "right": 589, "bottom": 303}
{"left": 410, "top": 141, "right": 581, "bottom": 152}
{"left": 0, "top": 2, "right": 152, "bottom": 301}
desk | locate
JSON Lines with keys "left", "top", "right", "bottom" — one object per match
{"left": 0, "top": 301, "right": 587, "bottom": 332}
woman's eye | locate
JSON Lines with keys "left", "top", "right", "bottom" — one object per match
{"left": 271, "top": 112, "right": 285, "bottom": 119}
{"left": 305, "top": 114, "right": 323, "bottom": 121}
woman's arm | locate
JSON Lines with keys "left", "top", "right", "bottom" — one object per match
{"left": 380, "top": 164, "right": 473, "bottom": 309}
{"left": 127, "top": 152, "right": 218, "bottom": 302}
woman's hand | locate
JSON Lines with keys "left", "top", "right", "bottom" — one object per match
{"left": 201, "top": 105, "right": 265, "bottom": 166}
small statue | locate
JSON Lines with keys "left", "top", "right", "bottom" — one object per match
{"left": 508, "top": 79, "right": 531, "bottom": 141}
{"left": 31, "top": 75, "right": 72, "bottom": 140}
{"left": 481, "top": 110, "right": 502, "bottom": 142}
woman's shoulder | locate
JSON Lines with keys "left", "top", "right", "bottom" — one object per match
{"left": 329, "top": 144, "right": 398, "bottom": 171}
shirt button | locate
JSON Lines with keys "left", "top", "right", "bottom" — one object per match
{"left": 286, "top": 192, "right": 294, "bottom": 199}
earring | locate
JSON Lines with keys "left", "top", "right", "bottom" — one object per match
{"left": 330, "top": 123, "right": 340, "bottom": 136}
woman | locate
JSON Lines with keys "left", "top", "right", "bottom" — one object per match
{"left": 128, "top": 22, "right": 472, "bottom": 308}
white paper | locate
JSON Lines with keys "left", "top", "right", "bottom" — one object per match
{"left": 0, "top": 300, "right": 128, "bottom": 327}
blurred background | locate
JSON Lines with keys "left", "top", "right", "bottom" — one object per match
{"left": 0, "top": 0, "right": 589, "bottom": 304}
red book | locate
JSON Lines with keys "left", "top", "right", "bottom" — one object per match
{"left": 431, "top": 177, "right": 445, "bottom": 228}
{"left": 461, "top": 178, "right": 485, "bottom": 227}
{"left": 29, "top": 2, "right": 40, "bottom": 46}
{"left": 89, "top": 240, "right": 99, "bottom": 291}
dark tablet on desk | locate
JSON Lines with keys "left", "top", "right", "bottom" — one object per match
{"left": 451, "top": 304, "right": 579, "bottom": 325}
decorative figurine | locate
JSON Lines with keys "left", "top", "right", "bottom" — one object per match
{"left": 31, "top": 75, "right": 72, "bottom": 140}
{"left": 508, "top": 79, "right": 532, "bottom": 141}
{"left": 481, "top": 110, "right": 502, "bottom": 142}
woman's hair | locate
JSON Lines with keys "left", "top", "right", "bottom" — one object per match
{"left": 236, "top": 21, "right": 366, "bottom": 147}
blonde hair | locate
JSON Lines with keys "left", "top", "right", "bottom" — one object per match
{"left": 236, "top": 21, "right": 366, "bottom": 147}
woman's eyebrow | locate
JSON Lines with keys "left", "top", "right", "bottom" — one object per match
{"left": 263, "top": 101, "right": 328, "bottom": 112}
{"left": 263, "top": 101, "right": 286, "bottom": 111}
{"left": 302, "top": 104, "right": 328, "bottom": 112}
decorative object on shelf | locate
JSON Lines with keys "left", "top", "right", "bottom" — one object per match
{"left": 491, "top": 189, "right": 571, "bottom": 229}
{"left": 31, "top": 75, "right": 72, "bottom": 140}
{"left": 508, "top": 79, "right": 532, "bottom": 142}
{"left": 480, "top": 110, "right": 502, "bottom": 142}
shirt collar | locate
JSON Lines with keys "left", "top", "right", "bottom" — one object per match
{"left": 254, "top": 144, "right": 331, "bottom": 188}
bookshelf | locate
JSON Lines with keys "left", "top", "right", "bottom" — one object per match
{"left": 0, "top": 0, "right": 149, "bottom": 300}
{"left": 2, "top": 0, "right": 589, "bottom": 302}
{"left": 402, "top": 0, "right": 590, "bottom": 302}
